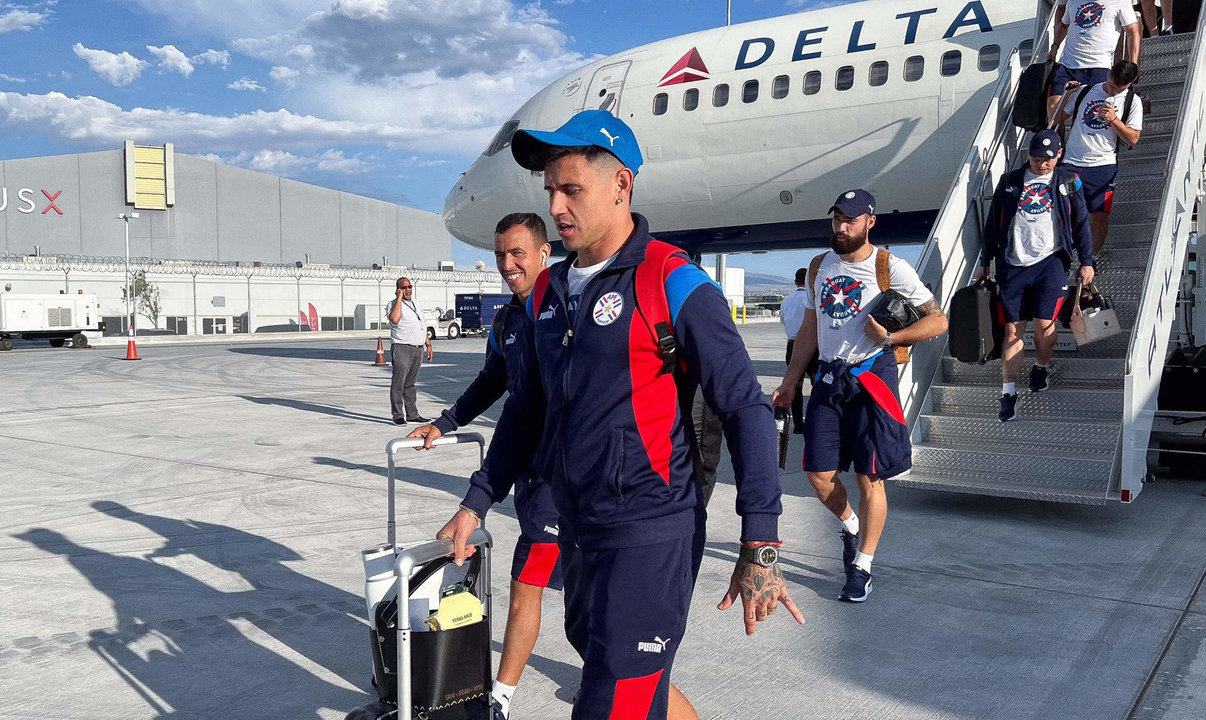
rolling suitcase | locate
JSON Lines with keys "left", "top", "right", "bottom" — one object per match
{"left": 1012, "top": 60, "right": 1056, "bottom": 132}
{"left": 349, "top": 433, "right": 494, "bottom": 720}
{"left": 949, "top": 279, "right": 1004, "bottom": 364}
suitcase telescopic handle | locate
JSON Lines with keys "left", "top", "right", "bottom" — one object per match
{"left": 385, "top": 433, "right": 487, "bottom": 548}
{"left": 392, "top": 529, "right": 493, "bottom": 720}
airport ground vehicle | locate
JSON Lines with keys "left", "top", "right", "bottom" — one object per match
{"left": 0, "top": 292, "right": 103, "bottom": 350}
{"left": 454, "top": 293, "right": 511, "bottom": 336}
{"left": 424, "top": 308, "right": 462, "bottom": 340}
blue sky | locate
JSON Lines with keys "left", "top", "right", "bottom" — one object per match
{"left": 0, "top": 0, "right": 916, "bottom": 278}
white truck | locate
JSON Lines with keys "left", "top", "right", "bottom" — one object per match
{"left": 0, "top": 293, "right": 104, "bottom": 351}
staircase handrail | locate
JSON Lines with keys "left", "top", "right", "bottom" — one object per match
{"left": 1120, "top": 19, "right": 1206, "bottom": 500}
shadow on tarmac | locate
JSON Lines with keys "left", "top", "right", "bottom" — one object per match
{"left": 240, "top": 394, "right": 396, "bottom": 425}
{"left": 15, "top": 512, "right": 371, "bottom": 718}
{"left": 228, "top": 346, "right": 387, "bottom": 363}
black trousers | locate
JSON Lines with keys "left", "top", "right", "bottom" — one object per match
{"left": 785, "top": 340, "right": 805, "bottom": 428}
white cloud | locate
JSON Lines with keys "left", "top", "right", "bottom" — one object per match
{"left": 191, "top": 48, "right": 231, "bottom": 68}
{"left": 0, "top": 91, "right": 431, "bottom": 152}
{"left": 315, "top": 148, "right": 369, "bottom": 173}
{"left": 72, "top": 43, "right": 148, "bottom": 87}
{"left": 227, "top": 77, "right": 266, "bottom": 91}
{"left": 0, "top": 73, "right": 27, "bottom": 83}
{"left": 269, "top": 65, "right": 299, "bottom": 88}
{"left": 146, "top": 44, "right": 194, "bottom": 76}
{"left": 246, "top": 149, "right": 310, "bottom": 174}
{"left": 0, "top": 5, "right": 47, "bottom": 33}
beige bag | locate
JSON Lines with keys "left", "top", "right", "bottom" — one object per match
{"left": 1068, "top": 281, "right": 1121, "bottom": 345}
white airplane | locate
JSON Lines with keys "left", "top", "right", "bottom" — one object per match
{"left": 443, "top": 0, "right": 1038, "bottom": 254}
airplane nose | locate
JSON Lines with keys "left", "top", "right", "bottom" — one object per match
{"left": 442, "top": 178, "right": 463, "bottom": 239}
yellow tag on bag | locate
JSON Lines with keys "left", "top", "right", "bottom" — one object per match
{"left": 424, "top": 585, "right": 482, "bottom": 631}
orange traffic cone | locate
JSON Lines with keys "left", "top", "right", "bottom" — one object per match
{"left": 125, "top": 338, "right": 140, "bottom": 361}
{"left": 373, "top": 337, "right": 388, "bottom": 366}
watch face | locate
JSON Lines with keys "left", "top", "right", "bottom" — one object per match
{"left": 757, "top": 545, "right": 778, "bottom": 566}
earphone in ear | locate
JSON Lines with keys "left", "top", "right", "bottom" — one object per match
{"left": 541, "top": 251, "right": 548, "bottom": 262}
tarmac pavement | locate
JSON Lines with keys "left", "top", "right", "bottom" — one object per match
{"left": 0, "top": 325, "right": 1203, "bottom": 719}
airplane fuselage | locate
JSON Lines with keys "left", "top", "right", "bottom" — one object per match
{"left": 444, "top": 0, "right": 1037, "bottom": 254}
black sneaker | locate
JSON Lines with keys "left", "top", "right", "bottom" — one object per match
{"left": 840, "top": 567, "right": 872, "bottom": 602}
{"left": 998, "top": 393, "right": 1019, "bottom": 422}
{"left": 392, "top": 418, "right": 407, "bottom": 425}
{"left": 840, "top": 529, "right": 859, "bottom": 572}
{"left": 491, "top": 699, "right": 508, "bottom": 720}
{"left": 343, "top": 700, "right": 397, "bottom": 720}
{"left": 1029, "top": 365, "right": 1050, "bottom": 393}
{"left": 408, "top": 415, "right": 431, "bottom": 423}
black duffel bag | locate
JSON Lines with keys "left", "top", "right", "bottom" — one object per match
{"left": 867, "top": 289, "right": 922, "bottom": 333}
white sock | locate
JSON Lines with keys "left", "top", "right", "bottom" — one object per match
{"left": 853, "top": 551, "right": 874, "bottom": 573}
{"left": 492, "top": 681, "right": 516, "bottom": 717}
{"left": 1035, "top": 363, "right": 1048, "bottom": 369}
{"left": 841, "top": 512, "right": 860, "bottom": 535}
{"left": 1002, "top": 382, "right": 1016, "bottom": 395}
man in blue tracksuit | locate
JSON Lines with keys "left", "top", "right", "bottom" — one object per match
{"left": 438, "top": 110, "right": 804, "bottom": 720}
{"left": 975, "top": 130, "right": 1095, "bottom": 422}
{"left": 410, "top": 212, "right": 553, "bottom": 719}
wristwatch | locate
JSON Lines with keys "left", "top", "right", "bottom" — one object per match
{"left": 883, "top": 332, "right": 893, "bottom": 349}
{"left": 739, "top": 544, "right": 779, "bottom": 567}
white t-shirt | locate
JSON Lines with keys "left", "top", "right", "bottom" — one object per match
{"left": 780, "top": 287, "right": 809, "bottom": 339}
{"left": 385, "top": 297, "right": 426, "bottom": 346}
{"left": 1008, "top": 170, "right": 1059, "bottom": 267}
{"left": 567, "top": 255, "right": 616, "bottom": 321}
{"left": 1059, "top": 0, "right": 1138, "bottom": 70}
{"left": 1064, "top": 84, "right": 1143, "bottom": 167}
{"left": 803, "top": 248, "right": 933, "bottom": 364}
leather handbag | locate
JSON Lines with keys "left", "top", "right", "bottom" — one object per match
{"left": 868, "top": 289, "right": 922, "bottom": 333}
{"left": 1068, "top": 281, "right": 1121, "bottom": 345}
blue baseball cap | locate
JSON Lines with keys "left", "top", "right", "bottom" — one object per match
{"left": 1029, "top": 129, "right": 1062, "bottom": 158}
{"left": 511, "top": 110, "right": 644, "bottom": 174}
{"left": 829, "top": 188, "right": 877, "bottom": 218}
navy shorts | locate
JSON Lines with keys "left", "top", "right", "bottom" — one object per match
{"left": 1063, "top": 163, "right": 1117, "bottom": 213}
{"left": 803, "top": 358, "right": 907, "bottom": 478}
{"left": 997, "top": 255, "right": 1069, "bottom": 323}
{"left": 512, "top": 474, "right": 563, "bottom": 590}
{"left": 561, "top": 531, "right": 703, "bottom": 720}
{"left": 1051, "top": 65, "right": 1108, "bottom": 96}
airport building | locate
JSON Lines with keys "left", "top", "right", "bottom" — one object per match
{"left": 0, "top": 143, "right": 501, "bottom": 336}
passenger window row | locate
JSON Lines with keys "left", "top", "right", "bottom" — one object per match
{"left": 653, "top": 43, "right": 1023, "bottom": 115}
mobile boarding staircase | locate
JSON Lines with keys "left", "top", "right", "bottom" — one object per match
{"left": 894, "top": 3, "right": 1206, "bottom": 504}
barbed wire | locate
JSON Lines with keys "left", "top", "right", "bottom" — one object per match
{"left": 0, "top": 252, "right": 499, "bottom": 284}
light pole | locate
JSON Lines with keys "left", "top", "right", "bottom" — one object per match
{"left": 117, "top": 212, "right": 140, "bottom": 338}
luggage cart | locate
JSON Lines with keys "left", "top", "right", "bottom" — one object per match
{"left": 361, "top": 433, "right": 494, "bottom": 720}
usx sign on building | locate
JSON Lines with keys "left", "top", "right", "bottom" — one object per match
{"left": 0, "top": 188, "right": 64, "bottom": 215}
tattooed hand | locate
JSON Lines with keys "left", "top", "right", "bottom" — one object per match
{"left": 718, "top": 557, "right": 806, "bottom": 636}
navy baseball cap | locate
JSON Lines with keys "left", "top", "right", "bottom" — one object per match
{"left": 829, "top": 189, "right": 877, "bottom": 218}
{"left": 1029, "top": 129, "right": 1062, "bottom": 158}
{"left": 511, "top": 110, "right": 644, "bottom": 174}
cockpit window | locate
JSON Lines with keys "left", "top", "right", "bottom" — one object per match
{"left": 484, "top": 120, "right": 520, "bottom": 157}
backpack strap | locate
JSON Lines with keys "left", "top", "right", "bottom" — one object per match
{"left": 526, "top": 269, "right": 551, "bottom": 323}
{"left": 1071, "top": 84, "right": 1093, "bottom": 128}
{"left": 1117, "top": 87, "right": 1137, "bottom": 151}
{"left": 808, "top": 252, "right": 827, "bottom": 296}
{"left": 635, "top": 240, "right": 690, "bottom": 374}
{"left": 487, "top": 302, "right": 511, "bottom": 355}
{"left": 875, "top": 248, "right": 911, "bottom": 365}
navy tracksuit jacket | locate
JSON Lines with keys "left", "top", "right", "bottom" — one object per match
{"left": 460, "top": 214, "right": 781, "bottom": 549}
{"left": 432, "top": 295, "right": 525, "bottom": 435}
{"left": 982, "top": 166, "right": 1095, "bottom": 271}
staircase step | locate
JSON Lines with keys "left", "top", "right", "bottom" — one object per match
{"left": 1093, "top": 246, "right": 1151, "bottom": 272}
{"left": 929, "top": 383, "right": 1124, "bottom": 419}
{"left": 1102, "top": 222, "right": 1156, "bottom": 248}
{"left": 1139, "top": 32, "right": 1197, "bottom": 60}
{"left": 893, "top": 467, "right": 1114, "bottom": 505}
{"left": 1123, "top": 133, "right": 1173, "bottom": 161}
{"left": 940, "top": 356, "right": 1124, "bottom": 387}
{"left": 917, "top": 414, "right": 1119, "bottom": 453}
{"left": 1111, "top": 198, "right": 1161, "bottom": 225}
{"left": 1113, "top": 154, "right": 1169, "bottom": 179}
{"left": 1141, "top": 115, "right": 1179, "bottom": 137}
{"left": 911, "top": 444, "right": 1113, "bottom": 485}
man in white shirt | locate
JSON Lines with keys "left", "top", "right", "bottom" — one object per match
{"left": 778, "top": 267, "right": 810, "bottom": 433}
{"left": 774, "top": 189, "right": 947, "bottom": 603}
{"left": 385, "top": 277, "right": 432, "bottom": 424}
{"left": 1046, "top": 0, "right": 1141, "bottom": 121}
{"left": 1057, "top": 60, "right": 1143, "bottom": 255}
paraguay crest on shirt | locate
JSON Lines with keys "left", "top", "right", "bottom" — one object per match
{"left": 593, "top": 292, "right": 624, "bottom": 326}
{"left": 1075, "top": 1, "right": 1105, "bottom": 28}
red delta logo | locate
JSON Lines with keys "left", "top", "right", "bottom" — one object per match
{"left": 0, "top": 187, "right": 64, "bottom": 215}
{"left": 659, "top": 48, "right": 710, "bottom": 87}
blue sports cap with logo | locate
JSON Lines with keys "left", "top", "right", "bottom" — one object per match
{"left": 511, "top": 110, "right": 644, "bottom": 174}
{"left": 829, "top": 188, "right": 877, "bottom": 218}
{"left": 1029, "top": 129, "right": 1062, "bottom": 158}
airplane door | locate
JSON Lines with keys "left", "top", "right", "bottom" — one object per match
{"left": 584, "top": 61, "right": 631, "bottom": 115}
